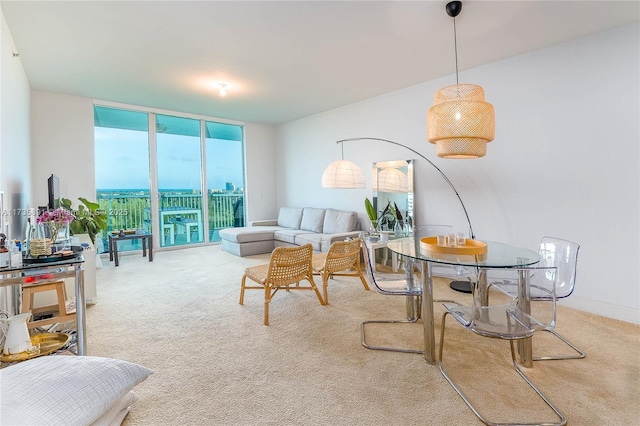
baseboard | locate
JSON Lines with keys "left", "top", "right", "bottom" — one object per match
{"left": 560, "top": 297, "right": 640, "bottom": 324}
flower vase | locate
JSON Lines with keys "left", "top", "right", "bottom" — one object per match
{"left": 394, "top": 222, "right": 405, "bottom": 238}
{"left": 369, "top": 220, "right": 380, "bottom": 239}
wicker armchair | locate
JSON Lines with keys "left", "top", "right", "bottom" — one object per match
{"left": 312, "top": 238, "right": 369, "bottom": 304}
{"left": 240, "top": 243, "right": 325, "bottom": 325}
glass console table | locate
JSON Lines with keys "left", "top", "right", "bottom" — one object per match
{"left": 0, "top": 256, "right": 86, "bottom": 356}
{"left": 386, "top": 238, "right": 540, "bottom": 366}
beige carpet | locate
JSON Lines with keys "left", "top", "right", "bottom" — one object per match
{"left": 88, "top": 245, "right": 640, "bottom": 425}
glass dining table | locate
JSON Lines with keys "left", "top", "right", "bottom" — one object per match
{"left": 386, "top": 237, "right": 540, "bottom": 366}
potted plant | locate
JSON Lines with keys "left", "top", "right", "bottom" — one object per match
{"left": 60, "top": 197, "right": 108, "bottom": 245}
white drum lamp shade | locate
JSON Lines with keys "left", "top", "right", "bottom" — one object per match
{"left": 321, "top": 160, "right": 365, "bottom": 189}
{"left": 375, "top": 168, "right": 408, "bottom": 193}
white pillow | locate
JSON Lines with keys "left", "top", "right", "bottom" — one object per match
{"left": 0, "top": 355, "right": 153, "bottom": 426}
{"left": 91, "top": 390, "right": 138, "bottom": 426}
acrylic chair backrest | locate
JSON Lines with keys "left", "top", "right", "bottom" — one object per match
{"left": 538, "top": 236, "right": 580, "bottom": 299}
{"left": 361, "top": 240, "right": 420, "bottom": 296}
{"left": 475, "top": 266, "right": 558, "bottom": 336}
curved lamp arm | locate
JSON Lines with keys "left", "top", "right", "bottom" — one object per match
{"left": 337, "top": 137, "right": 475, "bottom": 239}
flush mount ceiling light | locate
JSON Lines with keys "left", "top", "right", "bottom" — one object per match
{"left": 427, "top": 1, "right": 495, "bottom": 159}
{"left": 218, "top": 83, "right": 228, "bottom": 97}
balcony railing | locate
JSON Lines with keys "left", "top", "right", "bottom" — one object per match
{"left": 97, "top": 191, "right": 244, "bottom": 246}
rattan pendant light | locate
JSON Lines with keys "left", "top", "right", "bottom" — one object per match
{"left": 427, "top": 1, "right": 495, "bottom": 159}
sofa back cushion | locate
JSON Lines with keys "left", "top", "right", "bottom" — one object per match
{"left": 300, "top": 208, "right": 326, "bottom": 233}
{"left": 323, "top": 209, "right": 358, "bottom": 234}
{"left": 277, "top": 207, "right": 304, "bottom": 229}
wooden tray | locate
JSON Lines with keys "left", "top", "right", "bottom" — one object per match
{"left": 420, "top": 236, "right": 488, "bottom": 255}
{"left": 0, "top": 332, "right": 70, "bottom": 363}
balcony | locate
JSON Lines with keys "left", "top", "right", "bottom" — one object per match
{"left": 97, "top": 191, "right": 244, "bottom": 252}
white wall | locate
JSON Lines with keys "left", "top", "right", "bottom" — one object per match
{"left": 1, "top": 9, "right": 32, "bottom": 239}
{"left": 30, "top": 91, "right": 95, "bottom": 208}
{"left": 276, "top": 24, "right": 640, "bottom": 323}
{"left": 243, "top": 123, "right": 277, "bottom": 223}
{"left": 0, "top": 8, "right": 32, "bottom": 315}
{"left": 29, "top": 94, "right": 278, "bottom": 235}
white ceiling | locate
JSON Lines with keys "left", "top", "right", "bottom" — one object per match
{"left": 3, "top": 1, "right": 638, "bottom": 125}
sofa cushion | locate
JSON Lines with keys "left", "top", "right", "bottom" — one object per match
{"left": 219, "top": 226, "right": 281, "bottom": 243}
{"left": 294, "top": 233, "right": 324, "bottom": 252}
{"left": 277, "top": 207, "right": 304, "bottom": 229}
{"left": 300, "top": 208, "right": 326, "bottom": 233}
{"left": 323, "top": 209, "right": 359, "bottom": 234}
{"left": 274, "top": 229, "right": 311, "bottom": 244}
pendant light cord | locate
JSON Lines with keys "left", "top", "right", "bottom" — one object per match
{"left": 453, "top": 16, "right": 459, "bottom": 85}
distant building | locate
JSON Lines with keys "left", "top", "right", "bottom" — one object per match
{"left": 225, "top": 182, "right": 236, "bottom": 191}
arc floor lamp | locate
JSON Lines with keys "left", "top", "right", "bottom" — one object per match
{"left": 321, "top": 1, "right": 495, "bottom": 293}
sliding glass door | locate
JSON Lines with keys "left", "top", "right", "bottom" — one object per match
{"left": 155, "top": 114, "right": 204, "bottom": 247}
{"left": 94, "top": 106, "right": 151, "bottom": 253}
{"left": 205, "top": 121, "right": 244, "bottom": 242}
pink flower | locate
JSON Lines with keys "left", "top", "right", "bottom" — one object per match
{"left": 37, "top": 208, "right": 75, "bottom": 225}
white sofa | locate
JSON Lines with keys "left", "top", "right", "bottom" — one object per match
{"left": 219, "top": 207, "right": 361, "bottom": 257}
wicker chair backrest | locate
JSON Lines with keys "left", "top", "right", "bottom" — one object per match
{"left": 266, "top": 244, "right": 314, "bottom": 286}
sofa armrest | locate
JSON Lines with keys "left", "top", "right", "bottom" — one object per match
{"left": 251, "top": 219, "right": 278, "bottom": 226}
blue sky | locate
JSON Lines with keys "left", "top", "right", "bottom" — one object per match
{"left": 94, "top": 127, "right": 244, "bottom": 191}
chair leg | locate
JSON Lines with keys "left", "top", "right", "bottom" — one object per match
{"left": 361, "top": 319, "right": 424, "bottom": 354}
{"left": 439, "top": 311, "right": 567, "bottom": 426}
{"left": 263, "top": 285, "right": 271, "bottom": 326}
{"left": 309, "top": 277, "right": 326, "bottom": 305}
{"left": 357, "top": 269, "right": 370, "bottom": 291}
{"left": 239, "top": 275, "right": 247, "bottom": 305}
{"left": 534, "top": 328, "right": 586, "bottom": 361}
{"left": 323, "top": 273, "right": 329, "bottom": 305}
{"left": 510, "top": 341, "right": 567, "bottom": 425}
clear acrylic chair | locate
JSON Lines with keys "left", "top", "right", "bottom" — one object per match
{"left": 492, "top": 236, "right": 584, "bottom": 360}
{"left": 360, "top": 240, "right": 460, "bottom": 354}
{"left": 360, "top": 239, "right": 424, "bottom": 354}
{"left": 439, "top": 266, "right": 567, "bottom": 426}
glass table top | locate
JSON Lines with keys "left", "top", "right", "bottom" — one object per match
{"left": 386, "top": 237, "right": 540, "bottom": 268}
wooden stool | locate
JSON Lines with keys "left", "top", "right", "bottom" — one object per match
{"left": 21, "top": 280, "right": 76, "bottom": 329}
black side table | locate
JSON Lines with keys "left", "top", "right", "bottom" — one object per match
{"left": 108, "top": 233, "right": 153, "bottom": 267}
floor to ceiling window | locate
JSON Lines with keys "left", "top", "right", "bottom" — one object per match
{"left": 205, "top": 121, "right": 245, "bottom": 242}
{"left": 155, "top": 114, "right": 204, "bottom": 247}
{"left": 94, "top": 106, "right": 151, "bottom": 253}
{"left": 94, "top": 104, "right": 245, "bottom": 251}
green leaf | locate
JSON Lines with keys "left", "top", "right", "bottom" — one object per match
{"left": 364, "top": 198, "right": 377, "bottom": 221}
